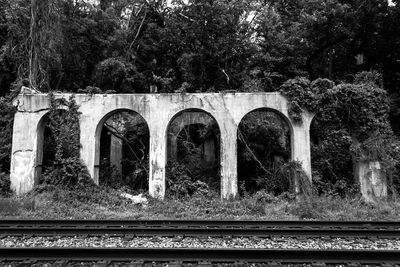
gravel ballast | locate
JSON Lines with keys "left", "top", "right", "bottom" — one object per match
{"left": 1, "top": 236, "right": 399, "bottom": 250}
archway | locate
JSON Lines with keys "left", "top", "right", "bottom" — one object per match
{"left": 166, "top": 109, "right": 221, "bottom": 196}
{"left": 95, "top": 110, "right": 150, "bottom": 192}
{"left": 237, "top": 109, "right": 292, "bottom": 195}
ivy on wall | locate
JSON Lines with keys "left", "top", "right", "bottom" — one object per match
{"left": 41, "top": 93, "right": 92, "bottom": 187}
{"left": 281, "top": 71, "right": 400, "bottom": 195}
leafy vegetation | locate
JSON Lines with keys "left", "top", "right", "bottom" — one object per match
{"left": 40, "top": 93, "right": 92, "bottom": 187}
{"left": 166, "top": 119, "right": 220, "bottom": 197}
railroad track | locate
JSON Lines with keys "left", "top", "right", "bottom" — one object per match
{"left": 1, "top": 248, "right": 400, "bottom": 264}
{"left": 0, "top": 219, "right": 400, "bottom": 238}
{"left": 1, "top": 220, "right": 400, "bottom": 265}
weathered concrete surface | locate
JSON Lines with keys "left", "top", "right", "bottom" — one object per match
{"left": 356, "top": 161, "right": 387, "bottom": 202}
{"left": 10, "top": 111, "right": 47, "bottom": 195}
{"left": 11, "top": 93, "right": 314, "bottom": 199}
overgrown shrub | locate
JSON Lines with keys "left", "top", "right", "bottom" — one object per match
{"left": 166, "top": 161, "right": 211, "bottom": 198}
{"left": 0, "top": 172, "right": 11, "bottom": 197}
{"left": 0, "top": 97, "right": 16, "bottom": 173}
{"left": 311, "top": 128, "right": 354, "bottom": 196}
{"left": 99, "top": 159, "right": 123, "bottom": 189}
{"left": 279, "top": 77, "right": 330, "bottom": 123}
{"left": 41, "top": 93, "right": 92, "bottom": 188}
{"left": 251, "top": 163, "right": 292, "bottom": 195}
{"left": 42, "top": 157, "right": 92, "bottom": 187}
{"left": 281, "top": 72, "right": 400, "bottom": 198}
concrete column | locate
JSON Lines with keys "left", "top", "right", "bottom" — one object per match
{"left": 79, "top": 114, "right": 98, "bottom": 184}
{"left": 149, "top": 123, "right": 166, "bottom": 199}
{"left": 291, "top": 114, "right": 313, "bottom": 195}
{"left": 220, "top": 121, "right": 237, "bottom": 199}
{"left": 356, "top": 161, "right": 387, "bottom": 202}
{"left": 10, "top": 111, "right": 45, "bottom": 195}
{"left": 203, "top": 137, "right": 215, "bottom": 163}
{"left": 110, "top": 134, "right": 122, "bottom": 173}
{"left": 292, "top": 125, "right": 312, "bottom": 179}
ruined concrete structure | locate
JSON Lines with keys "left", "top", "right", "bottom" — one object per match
{"left": 10, "top": 92, "right": 314, "bottom": 199}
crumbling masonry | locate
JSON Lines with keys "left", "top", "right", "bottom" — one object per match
{"left": 10, "top": 92, "right": 314, "bottom": 199}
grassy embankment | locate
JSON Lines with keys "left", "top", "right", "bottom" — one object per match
{"left": 1, "top": 185, "right": 400, "bottom": 220}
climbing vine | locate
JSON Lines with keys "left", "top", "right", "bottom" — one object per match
{"left": 0, "top": 97, "right": 16, "bottom": 173}
{"left": 280, "top": 71, "right": 400, "bottom": 195}
{"left": 41, "top": 93, "right": 91, "bottom": 187}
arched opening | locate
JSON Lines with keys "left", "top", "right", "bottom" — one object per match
{"left": 166, "top": 109, "right": 221, "bottom": 197}
{"left": 95, "top": 110, "right": 150, "bottom": 192}
{"left": 237, "top": 109, "right": 292, "bottom": 195}
{"left": 310, "top": 113, "right": 353, "bottom": 196}
{"left": 35, "top": 110, "right": 65, "bottom": 185}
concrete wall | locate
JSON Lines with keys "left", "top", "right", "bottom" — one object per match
{"left": 10, "top": 93, "right": 314, "bottom": 199}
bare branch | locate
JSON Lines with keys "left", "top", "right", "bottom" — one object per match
{"left": 129, "top": 5, "right": 147, "bottom": 50}
{"left": 237, "top": 129, "right": 272, "bottom": 175}
{"left": 104, "top": 123, "right": 148, "bottom": 175}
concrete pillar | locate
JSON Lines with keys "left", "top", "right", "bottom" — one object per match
{"left": 79, "top": 114, "right": 98, "bottom": 184}
{"left": 149, "top": 123, "right": 166, "bottom": 199}
{"left": 203, "top": 137, "right": 215, "bottom": 163}
{"left": 220, "top": 120, "right": 237, "bottom": 199}
{"left": 110, "top": 134, "right": 122, "bottom": 173}
{"left": 292, "top": 125, "right": 312, "bottom": 178}
{"left": 291, "top": 113, "right": 313, "bottom": 194}
{"left": 356, "top": 161, "right": 387, "bottom": 202}
{"left": 10, "top": 111, "right": 45, "bottom": 195}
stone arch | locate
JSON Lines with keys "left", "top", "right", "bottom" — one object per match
{"left": 165, "top": 108, "right": 222, "bottom": 193}
{"left": 94, "top": 108, "right": 150, "bottom": 187}
{"left": 236, "top": 107, "right": 293, "bottom": 194}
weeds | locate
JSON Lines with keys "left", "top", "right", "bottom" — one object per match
{"left": 2, "top": 184, "right": 400, "bottom": 220}
{"left": 0, "top": 172, "right": 11, "bottom": 197}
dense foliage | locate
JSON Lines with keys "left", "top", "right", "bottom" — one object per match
{"left": 0, "top": 0, "right": 399, "bottom": 198}
{"left": 0, "top": 97, "right": 15, "bottom": 173}
{"left": 40, "top": 94, "right": 92, "bottom": 187}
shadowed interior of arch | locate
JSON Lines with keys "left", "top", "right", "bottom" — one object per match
{"left": 98, "top": 110, "right": 149, "bottom": 192}
{"left": 166, "top": 110, "right": 221, "bottom": 196}
{"left": 237, "top": 109, "right": 291, "bottom": 195}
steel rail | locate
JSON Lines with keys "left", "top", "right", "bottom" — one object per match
{"left": 0, "top": 248, "right": 399, "bottom": 263}
{"left": 1, "top": 219, "right": 400, "bottom": 228}
{"left": 1, "top": 226, "right": 400, "bottom": 238}
{"left": 0, "top": 220, "right": 400, "bottom": 238}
